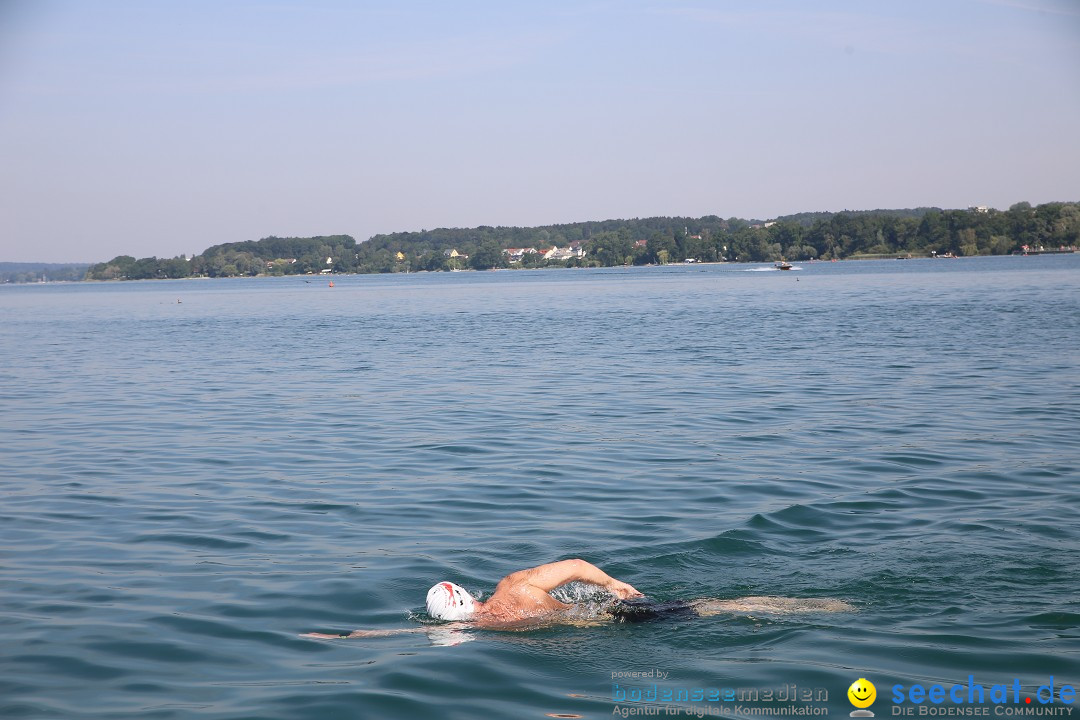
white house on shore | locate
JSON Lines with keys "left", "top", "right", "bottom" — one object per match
{"left": 541, "top": 245, "right": 586, "bottom": 261}
{"left": 502, "top": 245, "right": 586, "bottom": 263}
{"left": 502, "top": 247, "right": 538, "bottom": 261}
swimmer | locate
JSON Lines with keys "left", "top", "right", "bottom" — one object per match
{"left": 301, "top": 559, "right": 854, "bottom": 640}
{"left": 303, "top": 559, "right": 638, "bottom": 638}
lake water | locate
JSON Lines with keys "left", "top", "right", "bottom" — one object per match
{"left": 2, "top": 256, "right": 1078, "bottom": 720}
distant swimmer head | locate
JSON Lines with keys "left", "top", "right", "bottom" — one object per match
{"left": 426, "top": 581, "right": 477, "bottom": 621}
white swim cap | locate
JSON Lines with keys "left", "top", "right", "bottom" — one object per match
{"left": 426, "top": 581, "right": 477, "bottom": 621}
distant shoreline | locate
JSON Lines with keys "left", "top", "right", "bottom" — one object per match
{"left": 8, "top": 201, "right": 1080, "bottom": 282}
{"left": 9, "top": 252, "right": 1079, "bottom": 286}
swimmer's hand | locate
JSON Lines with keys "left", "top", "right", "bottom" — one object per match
{"left": 607, "top": 579, "right": 644, "bottom": 599}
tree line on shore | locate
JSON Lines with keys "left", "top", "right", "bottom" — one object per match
{"left": 0, "top": 262, "right": 89, "bottom": 284}
{"left": 71, "top": 200, "right": 1080, "bottom": 281}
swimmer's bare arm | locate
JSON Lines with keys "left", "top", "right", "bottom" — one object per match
{"left": 514, "top": 559, "right": 643, "bottom": 599}
{"left": 301, "top": 624, "right": 467, "bottom": 639}
{"left": 300, "top": 630, "right": 421, "bottom": 639}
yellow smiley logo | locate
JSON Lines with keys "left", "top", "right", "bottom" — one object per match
{"left": 848, "top": 678, "right": 877, "bottom": 709}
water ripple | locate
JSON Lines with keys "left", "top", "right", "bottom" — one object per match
{"left": 2, "top": 259, "right": 1078, "bottom": 718}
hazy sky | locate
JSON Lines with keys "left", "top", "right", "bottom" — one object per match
{"left": 1, "top": 0, "right": 1077, "bottom": 263}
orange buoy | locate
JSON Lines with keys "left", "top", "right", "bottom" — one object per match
{"left": 328, "top": 281, "right": 334, "bottom": 287}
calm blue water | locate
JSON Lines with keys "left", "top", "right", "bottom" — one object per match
{"left": 2, "top": 256, "right": 1078, "bottom": 720}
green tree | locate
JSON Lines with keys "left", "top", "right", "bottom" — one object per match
{"left": 648, "top": 232, "right": 677, "bottom": 264}
{"left": 590, "top": 231, "right": 632, "bottom": 266}
{"left": 469, "top": 241, "right": 504, "bottom": 270}
{"left": 957, "top": 228, "right": 978, "bottom": 256}
{"left": 521, "top": 250, "right": 545, "bottom": 268}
